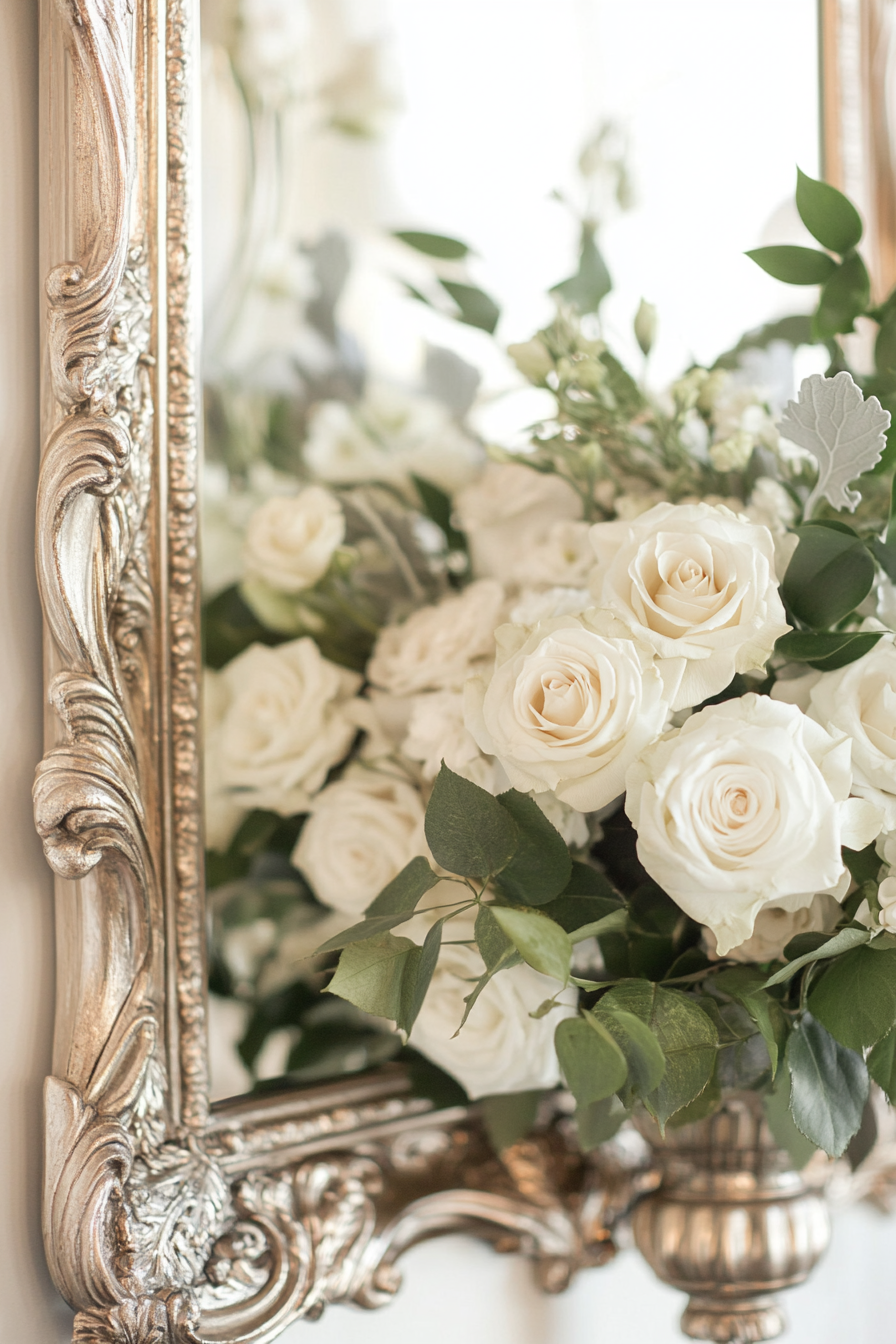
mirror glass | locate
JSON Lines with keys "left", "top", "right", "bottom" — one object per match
{"left": 199, "top": 0, "right": 821, "bottom": 1101}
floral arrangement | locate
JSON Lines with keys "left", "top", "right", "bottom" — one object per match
{"left": 205, "top": 168, "right": 896, "bottom": 1161}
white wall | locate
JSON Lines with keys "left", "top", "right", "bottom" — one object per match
{"left": 4, "top": 1, "right": 896, "bottom": 1340}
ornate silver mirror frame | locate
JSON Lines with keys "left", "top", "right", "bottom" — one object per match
{"left": 34, "top": 2, "right": 896, "bottom": 1342}
{"left": 34, "top": 4, "right": 611, "bottom": 1341}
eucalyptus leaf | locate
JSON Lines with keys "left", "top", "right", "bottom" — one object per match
{"left": 494, "top": 789, "right": 572, "bottom": 905}
{"left": 315, "top": 911, "right": 428, "bottom": 956}
{"left": 398, "top": 917, "right": 445, "bottom": 1035}
{"left": 480, "top": 1090, "right": 545, "bottom": 1151}
{"left": 786, "top": 1014, "right": 869, "bottom": 1157}
{"left": 781, "top": 523, "right": 876, "bottom": 628}
{"left": 867, "top": 1028, "right": 896, "bottom": 1103}
{"left": 555, "top": 1015, "right": 628, "bottom": 1107}
{"left": 745, "top": 245, "right": 836, "bottom": 285}
{"left": 438, "top": 279, "right": 500, "bottom": 333}
{"left": 575, "top": 1095, "right": 628, "bottom": 1151}
{"left": 807, "top": 945, "right": 896, "bottom": 1051}
{"left": 551, "top": 224, "right": 612, "bottom": 314}
{"left": 327, "top": 933, "right": 417, "bottom": 1019}
{"left": 763, "top": 926, "right": 871, "bottom": 987}
{"left": 795, "top": 168, "right": 864, "bottom": 253}
{"left": 764, "top": 1070, "right": 819, "bottom": 1170}
{"left": 425, "top": 763, "right": 519, "bottom": 879}
{"left": 593, "top": 1005, "right": 666, "bottom": 1106}
{"left": 777, "top": 372, "right": 889, "bottom": 518}
{"left": 392, "top": 230, "right": 471, "bottom": 259}
{"left": 491, "top": 907, "right": 572, "bottom": 983}
{"left": 568, "top": 907, "right": 628, "bottom": 943}
{"left": 475, "top": 903, "right": 516, "bottom": 972}
{"left": 774, "top": 629, "right": 884, "bottom": 671}
{"left": 714, "top": 968, "right": 788, "bottom": 1078}
{"left": 815, "top": 251, "right": 871, "bottom": 338}
{"left": 598, "top": 982, "right": 717, "bottom": 1128}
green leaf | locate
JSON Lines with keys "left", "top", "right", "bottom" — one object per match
{"left": 555, "top": 1015, "right": 628, "bottom": 1107}
{"left": 551, "top": 224, "right": 612, "bottom": 314}
{"left": 491, "top": 907, "right": 572, "bottom": 983}
{"left": 392, "top": 230, "right": 471, "bottom": 259}
{"left": 713, "top": 314, "right": 819, "bottom": 372}
{"left": 774, "top": 629, "right": 884, "bottom": 671}
{"left": 494, "top": 789, "right": 572, "bottom": 905}
{"left": 666, "top": 1075, "right": 722, "bottom": 1128}
{"left": 475, "top": 903, "right": 518, "bottom": 972}
{"left": 598, "top": 982, "right": 717, "bottom": 1129}
{"left": 815, "top": 252, "right": 871, "bottom": 338}
{"left": 455, "top": 942, "right": 522, "bottom": 1033}
{"left": 327, "top": 933, "right": 416, "bottom": 1019}
{"left": 868, "top": 1027, "right": 896, "bottom": 1102}
{"left": 574, "top": 1095, "right": 628, "bottom": 1150}
{"left": 438, "top": 279, "right": 500, "bottom": 333}
{"left": 763, "top": 926, "right": 871, "bottom": 987}
{"left": 843, "top": 842, "right": 883, "bottom": 886}
{"left": 764, "top": 1070, "right": 819, "bottom": 1169}
{"left": 876, "top": 310, "right": 896, "bottom": 382}
{"left": 411, "top": 474, "right": 468, "bottom": 553}
{"left": 593, "top": 1006, "right": 666, "bottom": 1106}
{"left": 796, "top": 168, "right": 864, "bottom": 254}
{"left": 807, "top": 945, "right": 896, "bottom": 1050}
{"left": 568, "top": 907, "right": 628, "bottom": 943}
{"left": 398, "top": 918, "right": 445, "bottom": 1035}
{"left": 315, "top": 912, "right": 430, "bottom": 956}
{"left": 367, "top": 855, "right": 440, "bottom": 916}
{"left": 425, "top": 763, "right": 519, "bottom": 879}
{"left": 786, "top": 1013, "right": 869, "bottom": 1157}
{"left": 781, "top": 523, "right": 876, "bottom": 629}
{"left": 480, "top": 1090, "right": 545, "bottom": 1151}
{"left": 715, "top": 968, "right": 788, "bottom": 1078}
{"left": 745, "top": 245, "right": 837, "bottom": 285}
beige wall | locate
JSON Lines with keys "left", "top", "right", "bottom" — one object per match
{"left": 4, "top": 1, "right": 896, "bottom": 1340}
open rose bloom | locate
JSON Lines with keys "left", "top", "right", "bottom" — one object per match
{"left": 206, "top": 183, "right": 896, "bottom": 1158}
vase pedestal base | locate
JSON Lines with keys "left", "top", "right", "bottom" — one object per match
{"left": 681, "top": 1293, "right": 785, "bottom": 1342}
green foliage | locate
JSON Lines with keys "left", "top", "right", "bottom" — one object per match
{"left": 480, "top": 1091, "right": 546, "bottom": 1151}
{"left": 438, "top": 279, "right": 501, "bottom": 333}
{"left": 393, "top": 230, "right": 471, "bottom": 259}
{"left": 555, "top": 1015, "right": 628, "bottom": 1107}
{"left": 764, "top": 1070, "right": 819, "bottom": 1170}
{"left": 411, "top": 474, "right": 468, "bottom": 555}
{"left": 781, "top": 523, "right": 876, "bottom": 629}
{"left": 367, "top": 856, "right": 441, "bottom": 916}
{"left": 203, "top": 584, "right": 286, "bottom": 670}
{"left": 551, "top": 222, "right": 612, "bottom": 314}
{"left": 399, "top": 918, "right": 445, "bottom": 1034}
{"left": 474, "top": 904, "right": 519, "bottom": 972}
{"left": 574, "top": 1095, "right": 628, "bottom": 1150}
{"left": 786, "top": 1014, "right": 869, "bottom": 1157}
{"left": 774, "top": 629, "right": 885, "bottom": 671}
{"left": 493, "top": 790, "right": 572, "bottom": 905}
{"left": 327, "top": 933, "right": 417, "bottom": 1019}
{"left": 763, "top": 926, "right": 871, "bottom": 987}
{"left": 815, "top": 252, "right": 871, "bottom": 338}
{"left": 867, "top": 1028, "right": 896, "bottom": 1103}
{"left": 796, "top": 168, "right": 864, "bottom": 254}
{"left": 807, "top": 945, "right": 896, "bottom": 1051}
{"left": 745, "top": 246, "right": 836, "bottom": 285}
{"left": 424, "top": 764, "right": 519, "bottom": 879}
{"left": 593, "top": 1005, "right": 666, "bottom": 1108}
{"left": 715, "top": 967, "right": 788, "bottom": 1078}
{"left": 598, "top": 982, "right": 717, "bottom": 1129}
{"left": 491, "top": 907, "right": 572, "bottom": 983}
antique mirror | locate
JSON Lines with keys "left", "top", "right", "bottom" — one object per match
{"left": 34, "top": 2, "right": 896, "bottom": 1342}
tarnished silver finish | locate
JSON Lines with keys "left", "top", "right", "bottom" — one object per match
{"left": 632, "top": 1096, "right": 832, "bottom": 1342}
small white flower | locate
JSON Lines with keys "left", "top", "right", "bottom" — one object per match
{"left": 368, "top": 579, "right": 505, "bottom": 697}
{"left": 402, "top": 690, "right": 498, "bottom": 792}
{"left": 626, "top": 694, "right": 883, "bottom": 956}
{"left": 409, "top": 939, "right": 577, "bottom": 1099}
{"left": 589, "top": 501, "right": 791, "bottom": 710}
{"left": 292, "top": 767, "right": 427, "bottom": 917}
{"left": 244, "top": 486, "right": 344, "bottom": 592}
{"left": 710, "top": 430, "right": 754, "bottom": 472}
{"left": 453, "top": 462, "right": 583, "bottom": 586}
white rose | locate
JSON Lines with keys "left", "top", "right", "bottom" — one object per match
{"left": 243, "top": 486, "right": 344, "bottom": 592}
{"left": 589, "top": 501, "right": 790, "bottom": 711}
{"left": 402, "top": 690, "right": 498, "bottom": 792}
{"left": 465, "top": 612, "right": 670, "bottom": 812}
{"left": 807, "top": 637, "right": 896, "bottom": 830}
{"left": 304, "top": 382, "right": 480, "bottom": 497}
{"left": 453, "top": 463, "right": 583, "bottom": 585}
{"left": 409, "top": 940, "right": 576, "bottom": 1098}
{"left": 213, "top": 638, "right": 361, "bottom": 815}
{"left": 513, "top": 520, "right": 595, "bottom": 588}
{"left": 368, "top": 579, "right": 504, "bottom": 696}
{"left": 292, "top": 766, "right": 427, "bottom": 917}
{"left": 204, "top": 667, "right": 247, "bottom": 850}
{"left": 626, "top": 694, "right": 882, "bottom": 956}
{"left": 705, "top": 892, "right": 843, "bottom": 964}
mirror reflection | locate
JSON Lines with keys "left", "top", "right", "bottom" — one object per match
{"left": 200, "top": 0, "right": 822, "bottom": 1102}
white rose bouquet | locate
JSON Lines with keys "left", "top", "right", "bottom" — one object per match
{"left": 205, "top": 170, "right": 896, "bottom": 1162}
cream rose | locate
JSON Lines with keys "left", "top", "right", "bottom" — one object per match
{"left": 453, "top": 462, "right": 583, "bottom": 586}
{"left": 409, "top": 940, "right": 577, "bottom": 1098}
{"left": 626, "top": 694, "right": 882, "bottom": 956}
{"left": 292, "top": 766, "right": 427, "bottom": 917}
{"left": 401, "top": 690, "right": 498, "bottom": 791}
{"left": 243, "top": 486, "right": 344, "bottom": 592}
{"left": 807, "top": 637, "right": 896, "bottom": 830}
{"left": 212, "top": 638, "right": 361, "bottom": 816}
{"left": 465, "top": 612, "right": 670, "bottom": 812}
{"left": 589, "top": 501, "right": 790, "bottom": 711}
{"left": 705, "top": 892, "right": 843, "bottom": 964}
{"left": 368, "top": 579, "right": 504, "bottom": 696}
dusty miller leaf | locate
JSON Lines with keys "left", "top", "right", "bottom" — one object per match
{"left": 776, "top": 372, "right": 890, "bottom": 518}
